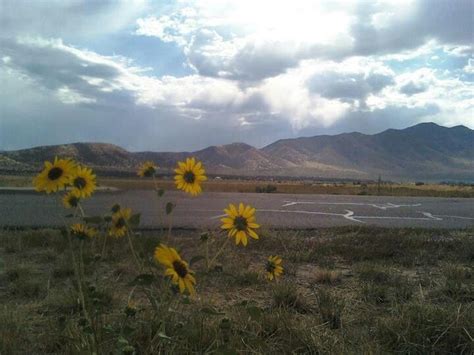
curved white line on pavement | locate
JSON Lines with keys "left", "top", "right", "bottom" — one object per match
{"left": 356, "top": 212, "right": 442, "bottom": 221}
{"left": 343, "top": 210, "right": 364, "bottom": 223}
{"left": 281, "top": 201, "right": 421, "bottom": 210}
{"left": 431, "top": 215, "right": 474, "bottom": 220}
{"left": 211, "top": 209, "right": 447, "bottom": 223}
{"left": 421, "top": 212, "right": 443, "bottom": 221}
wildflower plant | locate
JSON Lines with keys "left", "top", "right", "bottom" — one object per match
{"left": 31, "top": 155, "right": 276, "bottom": 352}
{"left": 137, "top": 161, "right": 157, "bottom": 178}
{"left": 154, "top": 244, "right": 196, "bottom": 295}
{"left": 266, "top": 256, "right": 284, "bottom": 281}
{"left": 174, "top": 157, "right": 207, "bottom": 196}
{"left": 33, "top": 157, "right": 76, "bottom": 193}
{"left": 221, "top": 203, "right": 260, "bottom": 246}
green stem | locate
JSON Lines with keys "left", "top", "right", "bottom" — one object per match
{"left": 100, "top": 232, "right": 108, "bottom": 259}
{"left": 152, "top": 174, "right": 165, "bottom": 235}
{"left": 166, "top": 213, "right": 173, "bottom": 243}
{"left": 208, "top": 236, "right": 231, "bottom": 271}
{"left": 78, "top": 203, "right": 86, "bottom": 218}
{"left": 125, "top": 225, "right": 143, "bottom": 272}
{"left": 205, "top": 239, "right": 210, "bottom": 270}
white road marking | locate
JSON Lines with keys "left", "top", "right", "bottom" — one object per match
{"left": 282, "top": 201, "right": 421, "bottom": 210}
{"left": 421, "top": 212, "right": 443, "bottom": 221}
{"left": 208, "top": 201, "right": 473, "bottom": 225}
{"left": 431, "top": 214, "right": 474, "bottom": 220}
{"left": 343, "top": 210, "right": 364, "bottom": 223}
{"left": 356, "top": 212, "right": 442, "bottom": 221}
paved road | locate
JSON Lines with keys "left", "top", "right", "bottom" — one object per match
{"left": 0, "top": 190, "right": 473, "bottom": 229}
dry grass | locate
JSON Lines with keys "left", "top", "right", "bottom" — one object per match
{"left": 313, "top": 269, "right": 342, "bottom": 285}
{"left": 1, "top": 226, "right": 473, "bottom": 354}
{"left": 2, "top": 174, "right": 474, "bottom": 197}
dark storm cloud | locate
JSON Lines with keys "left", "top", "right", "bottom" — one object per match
{"left": 327, "top": 103, "right": 442, "bottom": 135}
{"left": 351, "top": 0, "right": 473, "bottom": 56}
{"left": 1, "top": 37, "right": 137, "bottom": 107}
{"left": 400, "top": 81, "right": 428, "bottom": 95}
{"left": 0, "top": 0, "right": 148, "bottom": 40}
{"left": 307, "top": 70, "right": 394, "bottom": 106}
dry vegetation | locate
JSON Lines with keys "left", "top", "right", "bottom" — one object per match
{"left": 2, "top": 174, "right": 474, "bottom": 198}
{"left": 1, "top": 226, "right": 473, "bottom": 354}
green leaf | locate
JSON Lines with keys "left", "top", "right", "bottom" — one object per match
{"left": 157, "top": 189, "right": 165, "bottom": 197}
{"left": 246, "top": 306, "right": 263, "bottom": 321}
{"left": 117, "top": 337, "right": 129, "bottom": 346}
{"left": 104, "top": 216, "right": 112, "bottom": 222}
{"left": 64, "top": 214, "right": 74, "bottom": 218}
{"left": 219, "top": 317, "right": 232, "bottom": 330}
{"left": 129, "top": 274, "right": 155, "bottom": 286}
{"left": 165, "top": 202, "right": 175, "bottom": 215}
{"left": 156, "top": 332, "right": 172, "bottom": 341}
{"left": 215, "top": 346, "right": 238, "bottom": 355}
{"left": 129, "top": 213, "right": 141, "bottom": 227}
{"left": 200, "top": 307, "right": 225, "bottom": 316}
{"left": 82, "top": 216, "right": 103, "bottom": 224}
{"left": 60, "top": 228, "right": 68, "bottom": 238}
{"left": 200, "top": 232, "right": 209, "bottom": 242}
{"left": 189, "top": 255, "right": 205, "bottom": 266}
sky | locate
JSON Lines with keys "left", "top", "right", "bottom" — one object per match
{"left": 0, "top": 0, "right": 473, "bottom": 152}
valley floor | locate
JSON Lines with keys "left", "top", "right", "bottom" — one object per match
{"left": 2, "top": 174, "right": 474, "bottom": 198}
{"left": 1, "top": 227, "right": 473, "bottom": 353}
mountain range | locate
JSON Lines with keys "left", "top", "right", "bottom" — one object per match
{"left": 1, "top": 122, "right": 473, "bottom": 181}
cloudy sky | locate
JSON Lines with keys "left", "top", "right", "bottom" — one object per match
{"left": 1, "top": 0, "right": 473, "bottom": 152}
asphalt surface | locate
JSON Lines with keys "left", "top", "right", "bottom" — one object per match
{"left": 0, "top": 190, "right": 473, "bottom": 229}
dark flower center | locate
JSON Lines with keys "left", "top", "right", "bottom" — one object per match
{"left": 115, "top": 217, "right": 126, "bottom": 229}
{"left": 234, "top": 216, "right": 248, "bottom": 231}
{"left": 266, "top": 261, "right": 276, "bottom": 273}
{"left": 48, "top": 167, "right": 63, "bottom": 180}
{"left": 183, "top": 171, "right": 195, "bottom": 184}
{"left": 111, "top": 204, "right": 121, "bottom": 213}
{"left": 74, "top": 177, "right": 87, "bottom": 189}
{"left": 69, "top": 196, "right": 79, "bottom": 207}
{"left": 173, "top": 260, "right": 188, "bottom": 278}
{"left": 144, "top": 167, "right": 155, "bottom": 177}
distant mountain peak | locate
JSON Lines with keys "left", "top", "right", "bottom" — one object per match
{"left": 2, "top": 122, "right": 473, "bottom": 180}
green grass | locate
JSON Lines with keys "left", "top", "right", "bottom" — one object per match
{"left": 0, "top": 227, "right": 473, "bottom": 354}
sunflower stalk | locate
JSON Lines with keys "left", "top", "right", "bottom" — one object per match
{"left": 125, "top": 224, "right": 144, "bottom": 272}
{"left": 167, "top": 213, "right": 174, "bottom": 243}
{"left": 57, "top": 199, "right": 97, "bottom": 352}
{"left": 73, "top": 202, "right": 100, "bottom": 351}
{"left": 207, "top": 236, "right": 231, "bottom": 271}
{"left": 152, "top": 174, "right": 165, "bottom": 235}
{"left": 100, "top": 229, "right": 109, "bottom": 259}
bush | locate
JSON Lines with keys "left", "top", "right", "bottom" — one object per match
{"left": 255, "top": 184, "right": 277, "bottom": 193}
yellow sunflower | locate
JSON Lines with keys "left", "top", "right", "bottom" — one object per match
{"left": 62, "top": 189, "right": 81, "bottom": 209}
{"left": 33, "top": 157, "right": 76, "bottom": 193}
{"left": 70, "top": 223, "right": 97, "bottom": 240}
{"left": 174, "top": 157, "right": 207, "bottom": 196}
{"left": 221, "top": 203, "right": 260, "bottom": 246}
{"left": 137, "top": 161, "right": 157, "bottom": 177}
{"left": 71, "top": 166, "right": 96, "bottom": 198}
{"left": 266, "top": 256, "right": 283, "bottom": 281}
{"left": 109, "top": 207, "right": 132, "bottom": 238}
{"left": 154, "top": 244, "right": 196, "bottom": 295}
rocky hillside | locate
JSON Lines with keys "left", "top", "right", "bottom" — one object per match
{"left": 1, "top": 123, "right": 473, "bottom": 180}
